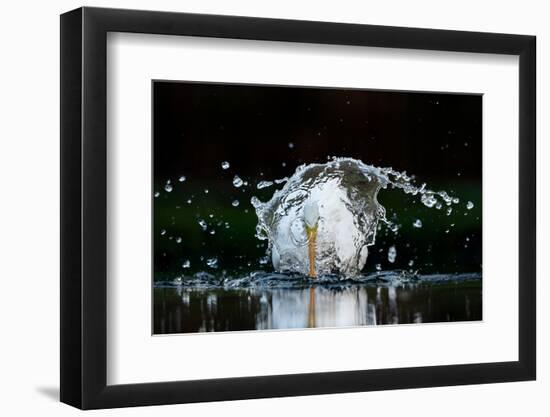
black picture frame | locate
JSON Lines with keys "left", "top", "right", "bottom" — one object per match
{"left": 60, "top": 6, "right": 536, "bottom": 410}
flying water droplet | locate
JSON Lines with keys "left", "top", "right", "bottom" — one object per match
{"left": 233, "top": 175, "right": 244, "bottom": 188}
{"left": 288, "top": 142, "right": 294, "bottom": 149}
{"left": 178, "top": 176, "right": 186, "bottom": 182}
{"left": 375, "top": 264, "right": 382, "bottom": 271}
{"left": 421, "top": 193, "right": 437, "bottom": 208}
{"left": 164, "top": 184, "right": 173, "bottom": 192}
{"left": 175, "top": 237, "right": 182, "bottom": 243}
{"left": 390, "top": 223, "right": 400, "bottom": 233}
{"left": 413, "top": 219, "right": 422, "bottom": 228}
{"left": 387, "top": 246, "right": 397, "bottom": 263}
{"left": 466, "top": 201, "right": 474, "bottom": 210}
{"left": 232, "top": 200, "right": 240, "bottom": 207}
{"left": 257, "top": 181, "right": 273, "bottom": 189}
{"left": 206, "top": 257, "right": 218, "bottom": 268}
{"left": 182, "top": 260, "right": 191, "bottom": 268}
{"left": 198, "top": 219, "right": 207, "bottom": 231}
{"left": 160, "top": 229, "right": 166, "bottom": 235}
{"left": 221, "top": 161, "right": 230, "bottom": 170}
{"left": 154, "top": 191, "right": 160, "bottom": 198}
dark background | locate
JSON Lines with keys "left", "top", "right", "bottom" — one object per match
{"left": 153, "top": 81, "right": 482, "bottom": 280}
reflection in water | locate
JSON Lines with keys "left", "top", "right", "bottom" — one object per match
{"left": 154, "top": 280, "right": 482, "bottom": 334}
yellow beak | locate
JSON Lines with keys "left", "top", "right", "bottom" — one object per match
{"left": 306, "top": 225, "right": 318, "bottom": 278}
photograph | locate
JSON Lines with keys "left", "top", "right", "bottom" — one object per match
{"left": 152, "top": 81, "right": 482, "bottom": 334}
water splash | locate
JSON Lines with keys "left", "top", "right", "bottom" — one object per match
{"left": 155, "top": 270, "right": 482, "bottom": 290}
{"left": 251, "top": 157, "right": 459, "bottom": 277}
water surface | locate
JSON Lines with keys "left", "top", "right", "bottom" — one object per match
{"left": 153, "top": 272, "right": 481, "bottom": 334}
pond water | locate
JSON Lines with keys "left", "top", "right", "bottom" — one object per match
{"left": 153, "top": 272, "right": 481, "bottom": 334}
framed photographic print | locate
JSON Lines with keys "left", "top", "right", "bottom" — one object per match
{"left": 60, "top": 6, "right": 536, "bottom": 409}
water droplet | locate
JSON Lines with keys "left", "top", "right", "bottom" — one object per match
{"left": 154, "top": 191, "right": 160, "bottom": 198}
{"left": 421, "top": 193, "right": 437, "bottom": 208}
{"left": 413, "top": 219, "right": 422, "bottom": 228}
{"left": 221, "top": 161, "right": 230, "bottom": 170}
{"left": 232, "top": 200, "right": 239, "bottom": 207}
{"left": 288, "top": 142, "right": 294, "bottom": 149}
{"left": 160, "top": 229, "right": 166, "bottom": 235}
{"left": 206, "top": 257, "right": 218, "bottom": 268}
{"left": 257, "top": 181, "right": 273, "bottom": 189}
{"left": 375, "top": 264, "right": 382, "bottom": 271}
{"left": 164, "top": 184, "right": 173, "bottom": 192}
{"left": 198, "top": 219, "right": 207, "bottom": 231}
{"left": 466, "top": 201, "right": 474, "bottom": 210}
{"left": 175, "top": 237, "right": 182, "bottom": 243}
{"left": 452, "top": 197, "right": 460, "bottom": 204}
{"left": 446, "top": 207, "right": 453, "bottom": 216}
{"left": 182, "top": 260, "right": 191, "bottom": 268}
{"left": 204, "top": 189, "right": 209, "bottom": 194}
{"left": 209, "top": 230, "right": 216, "bottom": 235}
{"left": 408, "top": 260, "right": 414, "bottom": 267}
{"left": 178, "top": 175, "right": 186, "bottom": 182}
{"left": 387, "top": 246, "right": 397, "bottom": 263}
{"left": 233, "top": 175, "right": 244, "bottom": 188}
{"left": 187, "top": 199, "right": 192, "bottom": 204}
